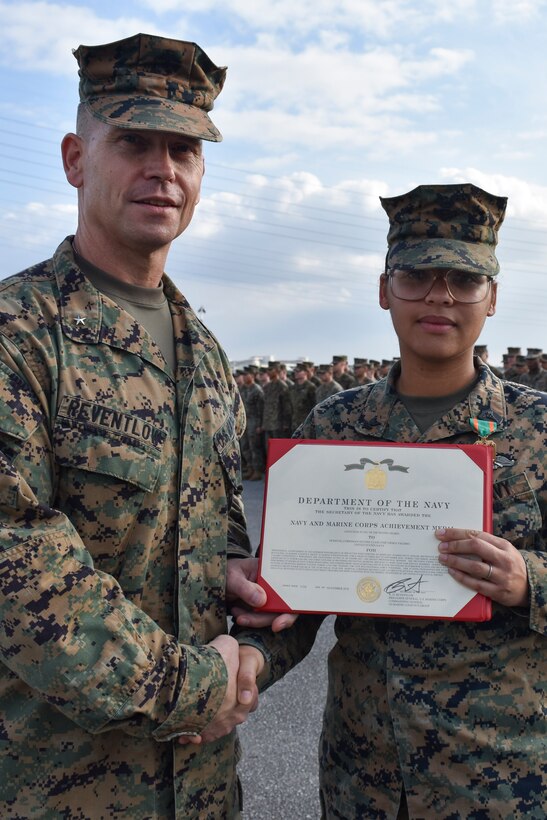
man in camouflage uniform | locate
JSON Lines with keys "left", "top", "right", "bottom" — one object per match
{"left": 369, "top": 357, "right": 380, "bottom": 379}
{"left": 257, "top": 365, "right": 270, "bottom": 387}
{"left": 502, "top": 346, "right": 521, "bottom": 380}
{"left": 474, "top": 343, "right": 504, "bottom": 378}
{"left": 332, "top": 354, "right": 356, "bottom": 389}
{"left": 278, "top": 361, "right": 293, "bottom": 388}
{"left": 521, "top": 348, "right": 547, "bottom": 391}
{"left": 378, "top": 357, "right": 394, "bottom": 378}
{"left": 0, "top": 33, "right": 267, "bottom": 819}
{"left": 259, "top": 362, "right": 292, "bottom": 447}
{"left": 240, "top": 366, "right": 265, "bottom": 480}
{"left": 237, "top": 184, "right": 546, "bottom": 818}
{"left": 289, "top": 363, "right": 317, "bottom": 432}
{"left": 234, "top": 369, "right": 245, "bottom": 390}
{"left": 305, "top": 361, "right": 321, "bottom": 387}
{"left": 353, "top": 357, "right": 375, "bottom": 386}
{"left": 513, "top": 353, "right": 529, "bottom": 385}
{"left": 315, "top": 364, "right": 343, "bottom": 403}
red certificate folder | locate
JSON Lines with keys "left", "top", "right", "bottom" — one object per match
{"left": 256, "top": 439, "right": 492, "bottom": 622}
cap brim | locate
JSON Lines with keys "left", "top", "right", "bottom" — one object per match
{"left": 84, "top": 96, "right": 222, "bottom": 142}
{"left": 387, "top": 238, "right": 499, "bottom": 276}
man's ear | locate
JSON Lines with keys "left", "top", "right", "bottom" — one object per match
{"left": 61, "top": 133, "right": 85, "bottom": 189}
{"left": 379, "top": 273, "right": 390, "bottom": 310}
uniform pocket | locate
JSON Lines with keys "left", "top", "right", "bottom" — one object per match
{"left": 52, "top": 409, "right": 165, "bottom": 569}
{"left": 54, "top": 422, "right": 162, "bottom": 493}
{"left": 53, "top": 395, "right": 166, "bottom": 492}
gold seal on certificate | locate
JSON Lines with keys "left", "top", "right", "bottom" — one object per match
{"left": 257, "top": 439, "right": 493, "bottom": 621}
{"left": 365, "top": 466, "right": 387, "bottom": 490}
{"left": 357, "top": 577, "right": 382, "bottom": 602}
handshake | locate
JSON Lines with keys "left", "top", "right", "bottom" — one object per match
{"left": 179, "top": 557, "right": 297, "bottom": 746}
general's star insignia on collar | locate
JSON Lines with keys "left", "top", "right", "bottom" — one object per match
{"left": 74, "top": 315, "right": 86, "bottom": 325}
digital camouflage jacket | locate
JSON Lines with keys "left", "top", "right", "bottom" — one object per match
{"left": 261, "top": 380, "right": 291, "bottom": 435}
{"left": 289, "top": 380, "right": 317, "bottom": 433}
{"left": 239, "top": 362, "right": 546, "bottom": 819}
{"left": 0, "top": 238, "right": 250, "bottom": 819}
{"left": 240, "top": 381, "right": 264, "bottom": 427}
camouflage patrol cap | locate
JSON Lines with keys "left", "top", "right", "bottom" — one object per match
{"left": 73, "top": 33, "right": 226, "bottom": 141}
{"left": 526, "top": 348, "right": 542, "bottom": 359}
{"left": 354, "top": 358, "right": 368, "bottom": 367}
{"left": 332, "top": 355, "right": 348, "bottom": 364}
{"left": 380, "top": 183, "right": 507, "bottom": 276}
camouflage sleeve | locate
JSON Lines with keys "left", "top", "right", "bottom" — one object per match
{"left": 0, "top": 343, "right": 228, "bottom": 740}
{"left": 226, "top": 367, "right": 252, "bottom": 559}
{"left": 499, "top": 391, "right": 547, "bottom": 636}
{"left": 233, "top": 615, "right": 324, "bottom": 690}
{"left": 520, "top": 489, "right": 547, "bottom": 635}
{"left": 232, "top": 399, "right": 324, "bottom": 682}
{"left": 227, "top": 490, "right": 252, "bottom": 558}
{"left": 523, "top": 542, "right": 547, "bottom": 634}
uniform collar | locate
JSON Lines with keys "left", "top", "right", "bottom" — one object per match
{"left": 53, "top": 236, "right": 215, "bottom": 374}
{"left": 351, "top": 359, "right": 507, "bottom": 442}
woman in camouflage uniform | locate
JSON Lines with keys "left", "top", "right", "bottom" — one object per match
{"left": 238, "top": 183, "right": 546, "bottom": 819}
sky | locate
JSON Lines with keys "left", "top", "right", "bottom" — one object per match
{"left": 1, "top": 0, "right": 547, "bottom": 369}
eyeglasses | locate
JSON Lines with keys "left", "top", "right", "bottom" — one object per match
{"left": 388, "top": 269, "right": 493, "bottom": 304}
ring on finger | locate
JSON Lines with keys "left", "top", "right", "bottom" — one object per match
{"left": 484, "top": 562, "right": 493, "bottom": 581}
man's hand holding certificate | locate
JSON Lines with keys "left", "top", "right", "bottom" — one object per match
{"left": 256, "top": 440, "right": 492, "bottom": 621}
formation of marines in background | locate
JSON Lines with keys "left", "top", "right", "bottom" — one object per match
{"left": 236, "top": 346, "right": 547, "bottom": 479}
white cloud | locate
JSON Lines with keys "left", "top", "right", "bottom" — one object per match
{"left": 210, "top": 39, "right": 474, "bottom": 154}
{"left": 136, "top": 0, "right": 183, "bottom": 12}
{"left": 0, "top": 3, "right": 167, "bottom": 74}
{"left": 221, "top": 41, "right": 473, "bottom": 109}
{"left": 140, "top": 0, "right": 479, "bottom": 40}
{"left": 440, "top": 166, "right": 547, "bottom": 220}
{"left": 492, "top": 0, "right": 546, "bottom": 24}
{"left": 406, "top": 47, "right": 473, "bottom": 82}
{"left": 0, "top": 200, "right": 78, "bottom": 255}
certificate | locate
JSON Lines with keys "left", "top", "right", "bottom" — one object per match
{"left": 256, "top": 440, "right": 492, "bottom": 621}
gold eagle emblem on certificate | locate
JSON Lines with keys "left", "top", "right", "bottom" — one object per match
{"left": 357, "top": 577, "right": 382, "bottom": 603}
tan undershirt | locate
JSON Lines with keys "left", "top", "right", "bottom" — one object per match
{"left": 74, "top": 250, "right": 177, "bottom": 374}
{"left": 397, "top": 381, "right": 476, "bottom": 434}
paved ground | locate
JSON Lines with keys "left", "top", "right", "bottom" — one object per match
{"left": 237, "top": 478, "right": 336, "bottom": 819}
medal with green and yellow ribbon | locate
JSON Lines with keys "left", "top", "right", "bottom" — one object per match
{"left": 470, "top": 418, "right": 497, "bottom": 457}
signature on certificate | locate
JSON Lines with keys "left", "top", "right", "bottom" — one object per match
{"left": 384, "top": 575, "right": 426, "bottom": 594}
